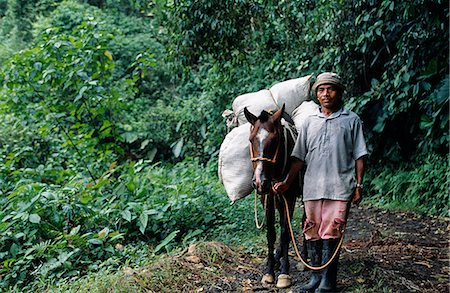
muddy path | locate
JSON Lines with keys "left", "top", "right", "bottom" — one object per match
{"left": 188, "top": 204, "right": 449, "bottom": 292}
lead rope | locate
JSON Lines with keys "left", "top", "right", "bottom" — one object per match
{"left": 254, "top": 190, "right": 268, "bottom": 229}
{"left": 281, "top": 126, "right": 288, "bottom": 175}
{"left": 267, "top": 89, "right": 280, "bottom": 110}
{"left": 281, "top": 194, "right": 349, "bottom": 271}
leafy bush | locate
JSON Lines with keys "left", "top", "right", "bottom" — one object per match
{"left": 165, "top": 0, "right": 449, "bottom": 162}
{"left": 0, "top": 157, "right": 256, "bottom": 291}
{"left": 368, "top": 153, "right": 449, "bottom": 216}
{"left": 0, "top": 0, "right": 448, "bottom": 291}
{"left": 0, "top": 1, "right": 166, "bottom": 181}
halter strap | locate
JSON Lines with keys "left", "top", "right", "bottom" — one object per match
{"left": 249, "top": 131, "right": 281, "bottom": 164}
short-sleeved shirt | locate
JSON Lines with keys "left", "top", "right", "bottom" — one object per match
{"left": 291, "top": 107, "right": 368, "bottom": 201}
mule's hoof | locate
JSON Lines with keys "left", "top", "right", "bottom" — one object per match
{"left": 261, "top": 273, "right": 275, "bottom": 284}
{"left": 276, "top": 274, "right": 292, "bottom": 288}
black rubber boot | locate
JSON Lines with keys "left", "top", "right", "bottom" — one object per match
{"left": 317, "top": 238, "right": 340, "bottom": 292}
{"left": 299, "top": 240, "right": 322, "bottom": 293}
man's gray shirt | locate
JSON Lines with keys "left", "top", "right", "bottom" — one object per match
{"left": 291, "top": 107, "right": 368, "bottom": 201}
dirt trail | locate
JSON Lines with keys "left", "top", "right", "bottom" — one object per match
{"left": 197, "top": 205, "right": 449, "bottom": 292}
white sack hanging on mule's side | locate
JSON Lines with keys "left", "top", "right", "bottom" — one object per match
{"left": 218, "top": 123, "right": 254, "bottom": 203}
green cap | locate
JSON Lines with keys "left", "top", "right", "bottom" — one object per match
{"left": 312, "top": 72, "right": 345, "bottom": 96}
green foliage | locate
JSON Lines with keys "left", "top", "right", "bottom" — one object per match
{"left": 0, "top": 0, "right": 65, "bottom": 61}
{"left": 164, "top": 0, "right": 262, "bottom": 66}
{"left": 0, "top": 158, "right": 252, "bottom": 291}
{"left": 104, "top": 0, "right": 153, "bottom": 16}
{"left": 368, "top": 153, "right": 449, "bottom": 217}
{"left": 0, "top": 178, "right": 124, "bottom": 289}
{"left": 165, "top": 0, "right": 448, "bottom": 161}
{"left": 16, "top": 0, "right": 441, "bottom": 166}
{"left": 0, "top": 1, "right": 161, "bottom": 183}
{"left": 0, "top": 0, "right": 6, "bottom": 16}
{"left": 4, "top": 0, "right": 34, "bottom": 42}
{"left": 418, "top": 76, "right": 449, "bottom": 153}
{"left": 80, "top": 0, "right": 154, "bottom": 16}
{"left": 346, "top": 0, "right": 448, "bottom": 159}
{"left": 0, "top": 0, "right": 448, "bottom": 291}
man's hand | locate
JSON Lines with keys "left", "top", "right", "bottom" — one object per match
{"left": 352, "top": 187, "right": 362, "bottom": 205}
{"left": 353, "top": 158, "right": 365, "bottom": 205}
{"left": 273, "top": 181, "right": 289, "bottom": 194}
{"left": 272, "top": 159, "right": 304, "bottom": 194}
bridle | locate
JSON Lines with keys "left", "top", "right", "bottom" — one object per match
{"left": 250, "top": 124, "right": 284, "bottom": 230}
{"left": 249, "top": 141, "right": 280, "bottom": 164}
{"left": 249, "top": 126, "right": 282, "bottom": 164}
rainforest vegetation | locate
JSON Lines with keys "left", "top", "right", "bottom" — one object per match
{"left": 0, "top": 0, "right": 448, "bottom": 291}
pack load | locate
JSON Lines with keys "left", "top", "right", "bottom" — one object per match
{"left": 218, "top": 123, "right": 253, "bottom": 203}
{"left": 227, "top": 75, "right": 312, "bottom": 128}
{"left": 292, "top": 100, "right": 320, "bottom": 131}
{"left": 219, "top": 75, "right": 316, "bottom": 203}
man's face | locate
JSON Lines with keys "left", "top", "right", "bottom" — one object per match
{"left": 317, "top": 84, "right": 341, "bottom": 110}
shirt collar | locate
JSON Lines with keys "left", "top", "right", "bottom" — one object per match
{"left": 315, "top": 107, "right": 349, "bottom": 119}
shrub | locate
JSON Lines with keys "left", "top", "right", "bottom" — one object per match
{"left": 0, "top": 157, "right": 256, "bottom": 291}
{"left": 368, "top": 152, "right": 449, "bottom": 216}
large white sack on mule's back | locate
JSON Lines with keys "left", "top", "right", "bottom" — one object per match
{"left": 232, "top": 90, "right": 274, "bottom": 126}
{"left": 232, "top": 75, "right": 312, "bottom": 126}
{"left": 292, "top": 100, "right": 319, "bottom": 131}
{"left": 218, "top": 123, "right": 254, "bottom": 203}
{"left": 269, "top": 75, "right": 312, "bottom": 114}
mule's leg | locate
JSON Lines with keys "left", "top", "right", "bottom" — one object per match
{"left": 261, "top": 194, "right": 276, "bottom": 284}
{"left": 276, "top": 195, "right": 295, "bottom": 288}
{"left": 278, "top": 197, "right": 290, "bottom": 275}
{"left": 274, "top": 196, "right": 294, "bottom": 269}
{"left": 274, "top": 198, "right": 293, "bottom": 268}
{"left": 274, "top": 243, "right": 282, "bottom": 269}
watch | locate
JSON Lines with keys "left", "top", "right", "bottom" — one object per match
{"left": 356, "top": 183, "right": 363, "bottom": 189}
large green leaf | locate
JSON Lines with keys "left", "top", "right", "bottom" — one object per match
{"left": 153, "top": 230, "right": 179, "bottom": 254}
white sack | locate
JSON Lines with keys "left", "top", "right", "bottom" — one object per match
{"left": 232, "top": 90, "right": 274, "bottom": 126}
{"left": 232, "top": 75, "right": 312, "bottom": 126}
{"left": 292, "top": 100, "right": 319, "bottom": 131}
{"left": 218, "top": 123, "right": 254, "bottom": 203}
{"left": 270, "top": 75, "right": 312, "bottom": 114}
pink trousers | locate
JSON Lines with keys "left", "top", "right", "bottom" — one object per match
{"left": 303, "top": 199, "right": 348, "bottom": 240}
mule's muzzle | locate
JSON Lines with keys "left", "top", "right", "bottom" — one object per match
{"left": 252, "top": 177, "right": 271, "bottom": 195}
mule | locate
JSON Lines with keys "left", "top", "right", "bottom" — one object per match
{"left": 244, "top": 104, "right": 300, "bottom": 288}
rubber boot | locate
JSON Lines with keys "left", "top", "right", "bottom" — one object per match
{"left": 299, "top": 240, "right": 322, "bottom": 293}
{"left": 317, "top": 238, "right": 340, "bottom": 292}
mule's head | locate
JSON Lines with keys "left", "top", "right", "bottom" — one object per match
{"left": 244, "top": 104, "right": 285, "bottom": 194}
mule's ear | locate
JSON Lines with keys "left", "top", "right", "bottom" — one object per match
{"left": 244, "top": 107, "right": 258, "bottom": 125}
{"left": 271, "top": 104, "right": 285, "bottom": 124}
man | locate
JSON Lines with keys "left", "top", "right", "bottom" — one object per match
{"left": 274, "top": 72, "right": 368, "bottom": 292}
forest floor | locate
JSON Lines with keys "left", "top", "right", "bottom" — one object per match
{"left": 156, "top": 204, "right": 449, "bottom": 292}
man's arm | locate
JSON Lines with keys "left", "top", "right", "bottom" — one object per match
{"left": 352, "top": 157, "right": 365, "bottom": 205}
{"left": 273, "top": 158, "right": 304, "bottom": 193}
